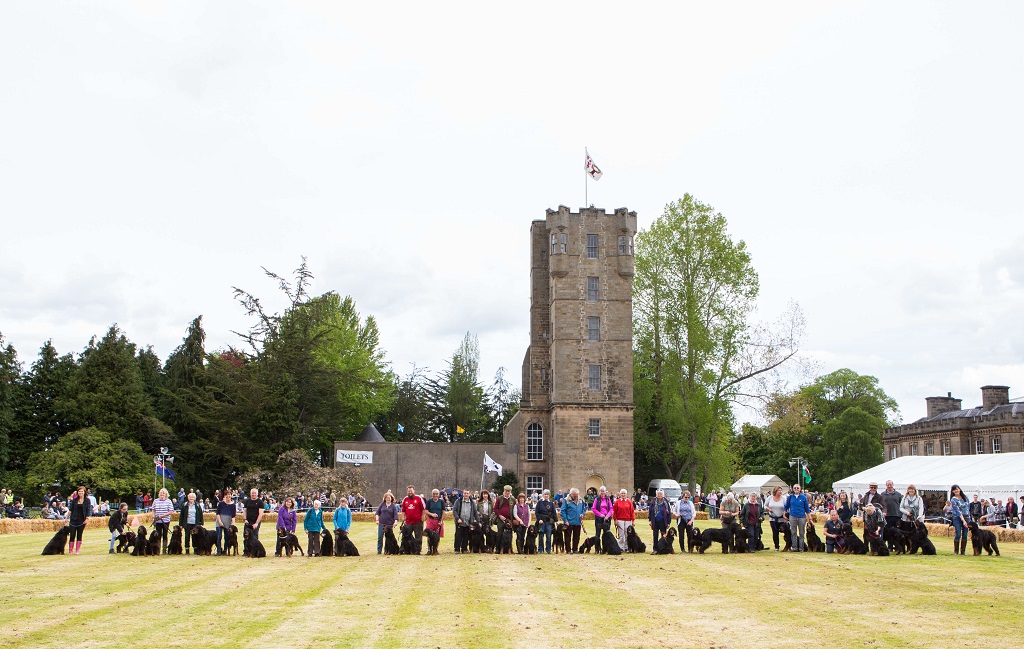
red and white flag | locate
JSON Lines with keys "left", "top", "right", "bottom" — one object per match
{"left": 584, "top": 150, "right": 603, "bottom": 180}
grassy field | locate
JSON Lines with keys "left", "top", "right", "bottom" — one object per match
{"left": 1, "top": 522, "right": 1019, "bottom": 649}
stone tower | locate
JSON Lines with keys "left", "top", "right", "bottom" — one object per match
{"left": 506, "top": 206, "right": 637, "bottom": 495}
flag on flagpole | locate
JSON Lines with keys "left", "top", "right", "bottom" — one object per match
{"left": 483, "top": 453, "right": 503, "bottom": 476}
{"left": 154, "top": 458, "right": 176, "bottom": 481}
{"left": 397, "top": 423, "right": 405, "bottom": 433}
{"left": 585, "top": 150, "right": 603, "bottom": 180}
{"left": 456, "top": 425, "right": 465, "bottom": 435}
{"left": 802, "top": 465, "right": 812, "bottom": 485}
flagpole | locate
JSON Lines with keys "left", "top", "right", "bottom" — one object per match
{"left": 584, "top": 147, "right": 588, "bottom": 208}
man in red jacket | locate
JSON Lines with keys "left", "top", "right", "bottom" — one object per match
{"left": 401, "top": 485, "right": 426, "bottom": 554}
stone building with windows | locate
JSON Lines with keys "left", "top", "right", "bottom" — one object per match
{"left": 882, "top": 385, "right": 1024, "bottom": 460}
{"left": 333, "top": 206, "right": 637, "bottom": 497}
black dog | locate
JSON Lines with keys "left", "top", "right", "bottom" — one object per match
{"left": 190, "top": 527, "right": 217, "bottom": 556}
{"left": 116, "top": 531, "right": 137, "bottom": 554}
{"left": 625, "top": 525, "right": 647, "bottom": 553}
{"left": 132, "top": 526, "right": 149, "bottom": 556}
{"left": 424, "top": 528, "right": 440, "bottom": 556}
{"left": 699, "top": 527, "right": 732, "bottom": 554}
{"left": 884, "top": 524, "right": 906, "bottom": 554}
{"left": 167, "top": 526, "right": 184, "bottom": 555}
{"left": 654, "top": 527, "right": 676, "bottom": 555}
{"left": 907, "top": 521, "right": 935, "bottom": 555}
{"left": 335, "top": 529, "right": 359, "bottom": 557}
{"left": 383, "top": 526, "right": 401, "bottom": 555}
{"left": 498, "top": 525, "right": 515, "bottom": 554}
{"left": 399, "top": 524, "right": 418, "bottom": 555}
{"left": 524, "top": 523, "right": 538, "bottom": 555}
{"left": 147, "top": 529, "right": 162, "bottom": 556}
{"left": 805, "top": 521, "right": 825, "bottom": 553}
{"left": 485, "top": 528, "right": 499, "bottom": 554}
{"left": 41, "top": 526, "right": 71, "bottom": 555}
{"left": 468, "top": 526, "right": 484, "bottom": 554}
{"left": 733, "top": 532, "right": 749, "bottom": 554}
{"left": 275, "top": 528, "right": 303, "bottom": 557}
{"left": 968, "top": 521, "right": 1000, "bottom": 556}
{"left": 684, "top": 525, "right": 701, "bottom": 553}
{"left": 552, "top": 523, "right": 566, "bottom": 554}
{"left": 866, "top": 529, "right": 889, "bottom": 557}
{"left": 840, "top": 523, "right": 868, "bottom": 555}
{"left": 578, "top": 535, "right": 599, "bottom": 554}
{"left": 781, "top": 523, "right": 793, "bottom": 552}
{"left": 320, "top": 528, "right": 334, "bottom": 557}
{"left": 243, "top": 526, "right": 267, "bottom": 558}
{"left": 222, "top": 525, "right": 239, "bottom": 556}
{"left": 601, "top": 529, "right": 622, "bottom": 555}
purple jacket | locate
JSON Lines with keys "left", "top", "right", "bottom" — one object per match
{"left": 277, "top": 506, "right": 297, "bottom": 533}
{"left": 514, "top": 502, "right": 531, "bottom": 527}
{"left": 591, "top": 495, "right": 613, "bottom": 519}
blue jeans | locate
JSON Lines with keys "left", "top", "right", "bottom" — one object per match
{"left": 377, "top": 524, "right": 386, "bottom": 554}
{"left": 539, "top": 521, "right": 554, "bottom": 553}
{"left": 952, "top": 516, "right": 966, "bottom": 542}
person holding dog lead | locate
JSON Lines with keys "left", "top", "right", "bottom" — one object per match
{"left": 785, "top": 484, "right": 811, "bottom": 552}
{"left": 244, "top": 488, "right": 265, "bottom": 549}
{"left": 375, "top": 492, "right": 400, "bottom": 555}
{"left": 152, "top": 488, "right": 175, "bottom": 555}
{"left": 824, "top": 509, "right": 843, "bottom": 554}
{"left": 334, "top": 497, "right": 352, "bottom": 535}
{"left": 740, "top": 492, "right": 762, "bottom": 551}
{"left": 719, "top": 492, "right": 739, "bottom": 530}
{"left": 67, "top": 486, "right": 92, "bottom": 555}
{"left": 647, "top": 489, "right": 671, "bottom": 554}
{"left": 560, "top": 487, "right": 586, "bottom": 553}
{"left": 304, "top": 499, "right": 324, "bottom": 557}
{"left": 513, "top": 492, "right": 531, "bottom": 554}
{"left": 107, "top": 502, "right": 129, "bottom": 554}
{"left": 276, "top": 497, "right": 298, "bottom": 556}
{"left": 948, "top": 484, "right": 971, "bottom": 555}
{"left": 179, "top": 492, "right": 204, "bottom": 555}
{"left": 613, "top": 488, "right": 637, "bottom": 552}
{"left": 535, "top": 490, "right": 557, "bottom": 554}
{"left": 899, "top": 485, "right": 924, "bottom": 524}
{"left": 214, "top": 489, "right": 236, "bottom": 555}
{"left": 425, "top": 489, "right": 445, "bottom": 553}
{"left": 880, "top": 481, "right": 903, "bottom": 552}
{"left": 766, "top": 486, "right": 788, "bottom": 552}
{"left": 590, "top": 486, "right": 613, "bottom": 553}
{"left": 401, "top": 486, "right": 427, "bottom": 554}
{"left": 675, "top": 490, "right": 695, "bottom": 542}
{"left": 493, "top": 485, "right": 515, "bottom": 553}
{"left": 452, "top": 489, "right": 477, "bottom": 554}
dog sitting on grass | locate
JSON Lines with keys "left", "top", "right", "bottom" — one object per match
{"left": 132, "top": 526, "right": 149, "bottom": 556}
{"left": 840, "top": 523, "right": 868, "bottom": 555}
{"left": 524, "top": 523, "right": 538, "bottom": 555}
{"left": 684, "top": 526, "right": 701, "bottom": 553}
{"left": 399, "top": 524, "right": 418, "bottom": 555}
{"left": 968, "top": 521, "right": 1000, "bottom": 556}
{"left": 498, "top": 525, "right": 515, "bottom": 555}
{"left": 167, "top": 526, "right": 184, "bottom": 555}
{"left": 805, "top": 520, "right": 825, "bottom": 553}
{"left": 423, "top": 528, "right": 440, "bottom": 556}
{"left": 41, "top": 526, "right": 71, "bottom": 555}
{"left": 468, "top": 526, "right": 484, "bottom": 554}
{"left": 147, "top": 529, "right": 162, "bottom": 556}
{"left": 335, "top": 529, "right": 359, "bottom": 557}
{"left": 625, "top": 525, "right": 646, "bottom": 554}
{"left": 320, "top": 528, "right": 334, "bottom": 557}
{"left": 654, "top": 527, "right": 676, "bottom": 555}
{"left": 552, "top": 524, "right": 566, "bottom": 554}
{"left": 601, "top": 529, "right": 622, "bottom": 555}
{"left": 190, "top": 527, "right": 217, "bottom": 556}
{"left": 275, "top": 528, "right": 302, "bottom": 557}
{"left": 243, "top": 526, "right": 267, "bottom": 558}
{"left": 383, "top": 526, "right": 401, "bottom": 555}
{"left": 906, "top": 521, "right": 935, "bottom": 555}
{"left": 222, "top": 525, "right": 239, "bottom": 556}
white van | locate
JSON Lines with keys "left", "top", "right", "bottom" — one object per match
{"left": 647, "top": 479, "right": 683, "bottom": 507}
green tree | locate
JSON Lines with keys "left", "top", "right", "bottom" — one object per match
{"left": 425, "top": 333, "right": 491, "bottom": 442}
{"left": 490, "top": 469, "right": 520, "bottom": 497}
{"left": 633, "top": 195, "right": 802, "bottom": 493}
{"left": 25, "top": 427, "right": 153, "bottom": 501}
{"left": 375, "top": 365, "right": 432, "bottom": 441}
{"left": 63, "top": 325, "right": 155, "bottom": 445}
{"left": 487, "top": 366, "right": 521, "bottom": 437}
{"left": 0, "top": 334, "right": 22, "bottom": 478}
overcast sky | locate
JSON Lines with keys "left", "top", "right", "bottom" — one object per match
{"left": 2, "top": 2, "right": 1022, "bottom": 424}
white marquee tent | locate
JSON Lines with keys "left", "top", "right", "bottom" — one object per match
{"left": 832, "top": 453, "right": 1024, "bottom": 504}
{"left": 730, "top": 474, "right": 789, "bottom": 495}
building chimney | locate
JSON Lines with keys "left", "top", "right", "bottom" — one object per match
{"left": 925, "top": 393, "right": 962, "bottom": 418}
{"left": 980, "top": 385, "right": 1010, "bottom": 411}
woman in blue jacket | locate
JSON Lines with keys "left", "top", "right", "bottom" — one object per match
{"left": 334, "top": 498, "right": 352, "bottom": 534}
{"left": 304, "top": 499, "right": 324, "bottom": 557}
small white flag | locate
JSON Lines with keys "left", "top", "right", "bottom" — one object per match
{"left": 585, "top": 150, "right": 603, "bottom": 180}
{"left": 483, "top": 452, "right": 503, "bottom": 476}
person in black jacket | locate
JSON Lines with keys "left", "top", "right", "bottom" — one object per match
{"left": 108, "top": 502, "right": 130, "bottom": 553}
{"left": 178, "top": 492, "right": 205, "bottom": 555}
{"left": 67, "top": 486, "right": 92, "bottom": 555}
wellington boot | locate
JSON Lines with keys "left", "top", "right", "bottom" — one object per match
{"left": 959, "top": 537, "right": 968, "bottom": 556}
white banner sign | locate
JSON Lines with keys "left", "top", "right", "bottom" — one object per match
{"left": 336, "top": 450, "right": 373, "bottom": 464}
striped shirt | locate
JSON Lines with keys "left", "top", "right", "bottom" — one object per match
{"left": 152, "top": 498, "right": 174, "bottom": 524}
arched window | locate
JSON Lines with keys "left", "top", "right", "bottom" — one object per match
{"left": 527, "top": 423, "right": 543, "bottom": 461}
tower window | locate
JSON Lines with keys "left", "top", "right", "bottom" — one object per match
{"left": 618, "top": 235, "right": 634, "bottom": 256}
{"left": 587, "top": 276, "right": 599, "bottom": 302}
{"left": 588, "top": 418, "right": 601, "bottom": 438}
{"left": 587, "top": 316, "right": 600, "bottom": 341}
{"left": 586, "top": 234, "right": 598, "bottom": 259}
{"left": 551, "top": 233, "right": 567, "bottom": 255}
{"left": 588, "top": 365, "right": 601, "bottom": 390}
{"left": 527, "top": 423, "right": 543, "bottom": 461}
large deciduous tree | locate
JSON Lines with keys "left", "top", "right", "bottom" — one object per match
{"left": 26, "top": 427, "right": 153, "bottom": 501}
{"left": 633, "top": 195, "right": 802, "bottom": 493}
